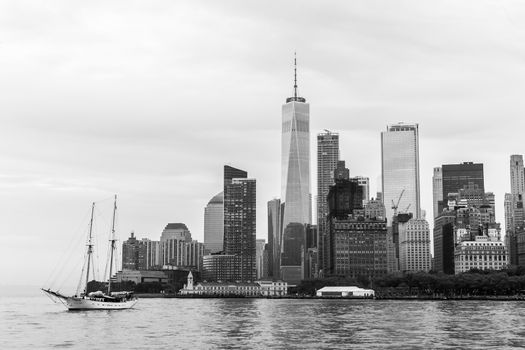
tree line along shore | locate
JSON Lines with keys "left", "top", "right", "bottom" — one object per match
{"left": 86, "top": 266, "right": 525, "bottom": 300}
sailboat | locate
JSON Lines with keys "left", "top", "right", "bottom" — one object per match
{"left": 42, "top": 195, "right": 137, "bottom": 310}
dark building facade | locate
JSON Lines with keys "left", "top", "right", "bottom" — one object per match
{"left": 323, "top": 161, "right": 382, "bottom": 277}
{"left": 223, "top": 166, "right": 256, "bottom": 282}
{"left": 201, "top": 254, "right": 238, "bottom": 282}
{"left": 331, "top": 218, "right": 388, "bottom": 279}
{"left": 389, "top": 213, "right": 413, "bottom": 272}
{"left": 281, "top": 222, "right": 304, "bottom": 267}
{"left": 433, "top": 212, "right": 459, "bottom": 274}
{"left": 122, "top": 232, "right": 147, "bottom": 270}
{"left": 267, "top": 198, "right": 281, "bottom": 279}
{"left": 224, "top": 165, "right": 248, "bottom": 192}
{"left": 327, "top": 161, "right": 364, "bottom": 220}
{"left": 440, "top": 162, "right": 484, "bottom": 212}
{"left": 316, "top": 131, "right": 339, "bottom": 276}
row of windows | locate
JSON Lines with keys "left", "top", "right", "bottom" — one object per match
{"left": 456, "top": 255, "right": 507, "bottom": 261}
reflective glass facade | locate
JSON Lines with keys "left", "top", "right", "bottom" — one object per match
{"left": 381, "top": 123, "right": 421, "bottom": 223}
{"left": 204, "top": 192, "right": 224, "bottom": 254}
{"left": 267, "top": 198, "right": 281, "bottom": 278}
{"left": 280, "top": 98, "right": 311, "bottom": 280}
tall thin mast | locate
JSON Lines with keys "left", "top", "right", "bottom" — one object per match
{"left": 108, "top": 195, "right": 117, "bottom": 295}
{"left": 294, "top": 52, "right": 297, "bottom": 99}
{"left": 84, "top": 202, "right": 95, "bottom": 295}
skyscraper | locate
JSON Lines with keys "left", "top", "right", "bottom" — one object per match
{"left": 325, "top": 161, "right": 365, "bottom": 275}
{"left": 256, "top": 239, "right": 266, "bottom": 279}
{"left": 280, "top": 55, "right": 311, "bottom": 282}
{"left": 224, "top": 166, "right": 256, "bottom": 282}
{"left": 267, "top": 198, "right": 281, "bottom": 279}
{"left": 510, "top": 155, "right": 525, "bottom": 196}
{"left": 399, "top": 218, "right": 432, "bottom": 272}
{"left": 505, "top": 155, "right": 525, "bottom": 266}
{"left": 441, "top": 162, "right": 484, "bottom": 202}
{"left": 381, "top": 123, "right": 421, "bottom": 223}
{"left": 316, "top": 130, "right": 339, "bottom": 274}
{"left": 354, "top": 176, "right": 370, "bottom": 206}
{"left": 204, "top": 192, "right": 224, "bottom": 254}
{"left": 433, "top": 167, "right": 443, "bottom": 218}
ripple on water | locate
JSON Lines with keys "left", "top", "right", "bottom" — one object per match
{"left": 2, "top": 298, "right": 525, "bottom": 349}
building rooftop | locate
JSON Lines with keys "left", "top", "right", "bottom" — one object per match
{"left": 164, "top": 223, "right": 188, "bottom": 231}
{"left": 317, "top": 286, "right": 373, "bottom": 292}
{"left": 208, "top": 192, "right": 224, "bottom": 205}
{"left": 199, "top": 282, "right": 260, "bottom": 287}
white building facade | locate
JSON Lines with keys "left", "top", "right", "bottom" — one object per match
{"left": 179, "top": 272, "right": 288, "bottom": 296}
{"left": 454, "top": 236, "right": 508, "bottom": 274}
{"left": 399, "top": 218, "right": 432, "bottom": 272}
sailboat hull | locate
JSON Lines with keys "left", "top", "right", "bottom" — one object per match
{"left": 66, "top": 297, "right": 137, "bottom": 310}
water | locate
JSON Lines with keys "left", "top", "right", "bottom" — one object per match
{"left": 2, "top": 295, "right": 525, "bottom": 349}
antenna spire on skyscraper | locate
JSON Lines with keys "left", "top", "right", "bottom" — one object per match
{"left": 285, "top": 52, "right": 305, "bottom": 103}
{"left": 294, "top": 52, "right": 297, "bottom": 99}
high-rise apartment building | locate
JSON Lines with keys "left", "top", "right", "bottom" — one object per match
{"left": 280, "top": 56, "right": 311, "bottom": 282}
{"left": 267, "top": 198, "right": 281, "bottom": 279}
{"left": 316, "top": 131, "right": 339, "bottom": 274}
{"left": 381, "top": 123, "right": 421, "bottom": 223}
{"left": 144, "top": 239, "right": 160, "bottom": 269}
{"left": 433, "top": 167, "right": 443, "bottom": 218}
{"left": 122, "top": 233, "right": 161, "bottom": 271}
{"left": 224, "top": 166, "right": 256, "bottom": 282}
{"left": 122, "top": 232, "right": 144, "bottom": 270}
{"left": 161, "top": 239, "right": 205, "bottom": 270}
{"left": 204, "top": 192, "right": 224, "bottom": 254}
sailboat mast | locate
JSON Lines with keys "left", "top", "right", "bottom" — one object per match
{"left": 108, "top": 195, "right": 117, "bottom": 294}
{"left": 84, "top": 202, "right": 95, "bottom": 295}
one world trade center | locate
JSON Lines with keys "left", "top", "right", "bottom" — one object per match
{"left": 280, "top": 55, "right": 311, "bottom": 283}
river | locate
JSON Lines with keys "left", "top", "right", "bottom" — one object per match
{"left": 2, "top": 295, "right": 525, "bottom": 349}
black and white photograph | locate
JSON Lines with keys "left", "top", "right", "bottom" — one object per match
{"left": 2, "top": 1, "right": 525, "bottom": 348}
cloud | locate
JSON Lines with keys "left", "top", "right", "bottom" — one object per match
{"left": 2, "top": 0, "right": 525, "bottom": 284}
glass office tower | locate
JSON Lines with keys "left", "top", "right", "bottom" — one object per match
{"left": 280, "top": 57, "right": 311, "bottom": 282}
{"left": 381, "top": 123, "right": 421, "bottom": 224}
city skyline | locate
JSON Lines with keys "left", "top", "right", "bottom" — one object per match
{"left": 4, "top": 1, "right": 525, "bottom": 286}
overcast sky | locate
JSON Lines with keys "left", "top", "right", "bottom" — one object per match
{"left": 3, "top": 0, "right": 525, "bottom": 287}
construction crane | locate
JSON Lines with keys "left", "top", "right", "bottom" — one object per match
{"left": 391, "top": 189, "right": 405, "bottom": 217}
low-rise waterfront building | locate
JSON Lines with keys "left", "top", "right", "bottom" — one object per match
{"left": 257, "top": 280, "right": 288, "bottom": 296}
{"left": 114, "top": 270, "right": 168, "bottom": 284}
{"left": 179, "top": 272, "right": 288, "bottom": 296}
{"left": 316, "top": 286, "right": 375, "bottom": 298}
